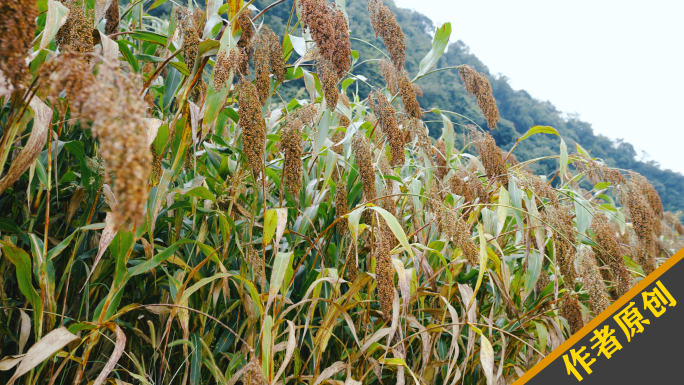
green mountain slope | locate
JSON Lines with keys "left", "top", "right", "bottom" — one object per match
{"left": 151, "top": 0, "right": 683, "bottom": 211}
{"left": 250, "top": 0, "right": 684, "bottom": 212}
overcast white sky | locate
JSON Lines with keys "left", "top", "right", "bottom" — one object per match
{"left": 393, "top": 0, "right": 684, "bottom": 175}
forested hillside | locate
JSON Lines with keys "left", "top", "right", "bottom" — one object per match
{"left": 150, "top": 0, "right": 684, "bottom": 211}
{"left": 253, "top": 0, "right": 684, "bottom": 212}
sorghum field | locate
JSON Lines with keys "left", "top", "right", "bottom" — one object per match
{"left": 0, "top": 0, "right": 681, "bottom": 384}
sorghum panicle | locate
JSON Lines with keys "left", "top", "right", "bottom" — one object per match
{"left": 368, "top": 0, "right": 406, "bottom": 69}
{"left": 0, "top": 0, "right": 38, "bottom": 87}
{"left": 237, "top": 80, "right": 266, "bottom": 177}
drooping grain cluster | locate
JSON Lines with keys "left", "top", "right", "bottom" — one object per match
{"left": 561, "top": 293, "right": 584, "bottom": 334}
{"left": 375, "top": 225, "right": 395, "bottom": 321}
{"left": 448, "top": 168, "right": 487, "bottom": 204}
{"left": 236, "top": 9, "right": 254, "bottom": 76}
{"left": 572, "top": 154, "right": 626, "bottom": 186}
{"left": 253, "top": 26, "right": 285, "bottom": 104}
{"left": 76, "top": 63, "right": 152, "bottom": 225}
{"left": 295, "top": 103, "right": 319, "bottom": 127}
{"left": 299, "top": 0, "right": 351, "bottom": 77}
{"left": 352, "top": 133, "right": 377, "bottom": 202}
{"left": 56, "top": 0, "right": 94, "bottom": 62}
{"left": 331, "top": 129, "right": 346, "bottom": 155}
{"left": 246, "top": 246, "right": 266, "bottom": 292}
{"left": 445, "top": 209, "right": 478, "bottom": 265}
{"left": 630, "top": 172, "right": 663, "bottom": 220}
{"left": 214, "top": 48, "right": 244, "bottom": 91}
{"left": 411, "top": 83, "right": 423, "bottom": 97}
{"left": 406, "top": 117, "right": 431, "bottom": 155}
{"left": 263, "top": 27, "right": 285, "bottom": 83}
{"left": 237, "top": 80, "right": 266, "bottom": 177}
{"left": 545, "top": 205, "right": 577, "bottom": 287}
{"left": 397, "top": 69, "right": 421, "bottom": 119}
{"left": 459, "top": 65, "right": 499, "bottom": 129}
{"left": 577, "top": 247, "right": 611, "bottom": 315}
{"left": 368, "top": 0, "right": 405, "bottom": 69}
{"left": 40, "top": 50, "right": 95, "bottom": 115}
{"left": 590, "top": 213, "right": 634, "bottom": 296}
{"left": 282, "top": 116, "right": 303, "bottom": 196}
{"left": 179, "top": 9, "right": 200, "bottom": 71}
{"left": 104, "top": 0, "right": 120, "bottom": 36}
{"left": 370, "top": 91, "right": 404, "bottom": 166}
{"left": 342, "top": 239, "right": 358, "bottom": 283}
{"left": 469, "top": 126, "right": 507, "bottom": 186}
{"left": 433, "top": 139, "right": 448, "bottom": 180}
{"left": 515, "top": 170, "right": 559, "bottom": 207}
{"left": 253, "top": 32, "right": 271, "bottom": 104}
{"left": 0, "top": 0, "right": 38, "bottom": 88}
{"left": 616, "top": 181, "right": 657, "bottom": 274}
{"left": 318, "top": 58, "right": 339, "bottom": 108}
{"left": 379, "top": 59, "right": 398, "bottom": 94}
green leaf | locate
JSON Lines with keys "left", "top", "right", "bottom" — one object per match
{"left": 469, "top": 223, "right": 488, "bottom": 307}
{"left": 312, "top": 109, "right": 330, "bottom": 158}
{"left": 0, "top": 240, "right": 42, "bottom": 332}
{"left": 517, "top": 125, "right": 559, "bottom": 141}
{"left": 368, "top": 206, "right": 414, "bottom": 257}
{"left": 261, "top": 315, "right": 273, "bottom": 381}
{"left": 40, "top": 0, "right": 69, "bottom": 50}
{"left": 576, "top": 142, "right": 591, "bottom": 157}
{"left": 575, "top": 197, "right": 591, "bottom": 238}
{"left": 416, "top": 22, "right": 451, "bottom": 78}
{"left": 190, "top": 333, "right": 202, "bottom": 385}
{"left": 535, "top": 321, "right": 548, "bottom": 354}
{"left": 116, "top": 40, "right": 139, "bottom": 72}
{"left": 442, "top": 113, "right": 454, "bottom": 163}
{"left": 560, "top": 137, "right": 569, "bottom": 181}
{"left": 263, "top": 209, "right": 278, "bottom": 245}
{"left": 126, "top": 239, "right": 196, "bottom": 278}
{"left": 524, "top": 251, "right": 542, "bottom": 298}
{"left": 128, "top": 31, "right": 168, "bottom": 46}
{"left": 185, "top": 186, "right": 216, "bottom": 202}
{"left": 265, "top": 251, "right": 293, "bottom": 314}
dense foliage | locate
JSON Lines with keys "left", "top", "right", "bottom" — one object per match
{"left": 0, "top": 0, "right": 682, "bottom": 384}
{"left": 205, "top": 0, "right": 684, "bottom": 213}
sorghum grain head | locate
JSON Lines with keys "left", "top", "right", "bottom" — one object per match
{"left": 282, "top": 116, "right": 303, "bottom": 196}
{"left": 411, "top": 83, "right": 423, "bottom": 97}
{"left": 459, "top": 65, "right": 499, "bottom": 129}
{"left": 0, "top": 0, "right": 38, "bottom": 88}
{"left": 590, "top": 213, "right": 634, "bottom": 297}
{"left": 104, "top": 0, "right": 120, "bottom": 36}
{"left": 369, "top": 91, "right": 404, "bottom": 166}
{"left": 299, "top": 0, "right": 351, "bottom": 77}
{"left": 368, "top": 0, "right": 405, "bottom": 69}
{"left": 433, "top": 139, "right": 447, "bottom": 180}
{"left": 375, "top": 225, "right": 395, "bottom": 321}
{"left": 378, "top": 58, "right": 398, "bottom": 94}
{"left": 318, "top": 57, "right": 339, "bottom": 108}
{"left": 469, "top": 126, "right": 507, "bottom": 186}
{"left": 352, "top": 132, "right": 377, "bottom": 202}
{"left": 78, "top": 62, "right": 152, "bottom": 225}
{"left": 253, "top": 32, "right": 271, "bottom": 105}
{"left": 336, "top": 178, "right": 349, "bottom": 234}
{"left": 397, "top": 69, "right": 421, "bottom": 119}
{"left": 237, "top": 80, "right": 266, "bottom": 177}
{"left": 561, "top": 293, "right": 584, "bottom": 335}
{"left": 236, "top": 9, "right": 254, "bottom": 76}
{"left": 545, "top": 205, "right": 577, "bottom": 288}
{"left": 577, "top": 247, "right": 611, "bottom": 315}
{"left": 214, "top": 48, "right": 243, "bottom": 91}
